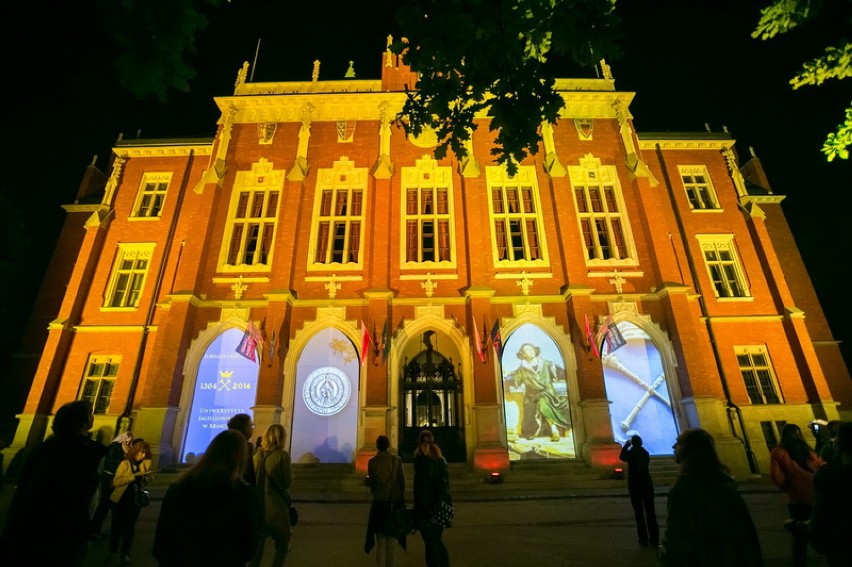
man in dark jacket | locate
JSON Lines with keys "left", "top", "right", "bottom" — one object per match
{"left": 228, "top": 413, "right": 256, "bottom": 485}
{"left": 0, "top": 400, "right": 106, "bottom": 566}
{"left": 620, "top": 435, "right": 659, "bottom": 546}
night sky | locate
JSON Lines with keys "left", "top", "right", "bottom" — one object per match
{"left": 3, "top": 0, "right": 849, "bottom": 415}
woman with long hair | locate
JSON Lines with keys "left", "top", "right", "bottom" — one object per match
{"left": 153, "top": 429, "right": 260, "bottom": 566}
{"left": 108, "top": 438, "right": 152, "bottom": 564}
{"left": 413, "top": 430, "right": 451, "bottom": 567}
{"left": 770, "top": 423, "right": 824, "bottom": 566}
{"left": 251, "top": 423, "right": 293, "bottom": 567}
{"left": 660, "top": 429, "right": 762, "bottom": 566}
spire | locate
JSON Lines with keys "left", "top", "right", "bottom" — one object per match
{"left": 345, "top": 60, "right": 356, "bottom": 78}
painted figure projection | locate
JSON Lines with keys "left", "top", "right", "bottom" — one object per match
{"left": 290, "top": 327, "right": 359, "bottom": 464}
{"left": 181, "top": 327, "right": 259, "bottom": 462}
{"left": 501, "top": 324, "right": 575, "bottom": 459}
{"left": 602, "top": 321, "right": 678, "bottom": 455}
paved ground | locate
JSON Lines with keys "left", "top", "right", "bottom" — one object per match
{"left": 1, "top": 477, "right": 829, "bottom": 566}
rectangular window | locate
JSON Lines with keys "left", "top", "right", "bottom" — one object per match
{"left": 104, "top": 244, "right": 154, "bottom": 309}
{"left": 403, "top": 186, "right": 453, "bottom": 263}
{"left": 400, "top": 158, "right": 455, "bottom": 268}
{"left": 310, "top": 159, "right": 367, "bottom": 270}
{"left": 698, "top": 235, "right": 750, "bottom": 298}
{"left": 224, "top": 188, "right": 279, "bottom": 267}
{"left": 736, "top": 346, "right": 782, "bottom": 405}
{"left": 487, "top": 166, "right": 547, "bottom": 265}
{"left": 574, "top": 184, "right": 628, "bottom": 260}
{"left": 80, "top": 356, "right": 119, "bottom": 414}
{"left": 218, "top": 159, "right": 285, "bottom": 273}
{"left": 679, "top": 166, "right": 719, "bottom": 210}
{"left": 314, "top": 188, "right": 363, "bottom": 264}
{"left": 569, "top": 156, "right": 635, "bottom": 265}
{"left": 131, "top": 173, "right": 171, "bottom": 218}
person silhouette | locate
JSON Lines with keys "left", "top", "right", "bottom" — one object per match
{"left": 660, "top": 428, "right": 763, "bottom": 566}
{"left": 771, "top": 423, "right": 824, "bottom": 567}
{"left": 808, "top": 421, "right": 852, "bottom": 566}
{"left": 153, "top": 429, "right": 260, "bottom": 566}
{"left": 0, "top": 400, "right": 106, "bottom": 566}
{"left": 619, "top": 434, "right": 659, "bottom": 546}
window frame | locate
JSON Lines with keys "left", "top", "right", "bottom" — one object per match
{"left": 130, "top": 172, "right": 172, "bottom": 220}
{"left": 696, "top": 234, "right": 751, "bottom": 299}
{"left": 678, "top": 165, "right": 721, "bottom": 211}
{"left": 78, "top": 355, "right": 120, "bottom": 415}
{"left": 307, "top": 158, "right": 368, "bottom": 272}
{"left": 486, "top": 165, "right": 550, "bottom": 268}
{"left": 568, "top": 155, "right": 637, "bottom": 267}
{"left": 400, "top": 157, "right": 457, "bottom": 269}
{"left": 102, "top": 243, "right": 155, "bottom": 310}
{"left": 218, "top": 158, "right": 284, "bottom": 274}
{"left": 735, "top": 346, "right": 783, "bottom": 405}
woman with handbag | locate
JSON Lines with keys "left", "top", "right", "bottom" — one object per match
{"left": 413, "top": 430, "right": 452, "bottom": 567}
{"left": 251, "top": 424, "right": 294, "bottom": 567}
{"left": 108, "top": 438, "right": 152, "bottom": 565}
{"left": 365, "top": 434, "right": 407, "bottom": 566}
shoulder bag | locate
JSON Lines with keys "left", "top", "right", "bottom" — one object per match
{"left": 260, "top": 452, "right": 298, "bottom": 526}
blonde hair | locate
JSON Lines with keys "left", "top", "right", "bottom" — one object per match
{"left": 414, "top": 429, "right": 443, "bottom": 460}
{"left": 261, "top": 423, "right": 287, "bottom": 453}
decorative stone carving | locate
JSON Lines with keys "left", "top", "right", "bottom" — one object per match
{"left": 325, "top": 274, "right": 341, "bottom": 299}
{"left": 574, "top": 118, "right": 594, "bottom": 141}
{"left": 421, "top": 273, "right": 438, "bottom": 297}
{"left": 257, "top": 122, "right": 277, "bottom": 145}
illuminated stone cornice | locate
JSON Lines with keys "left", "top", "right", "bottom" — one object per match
{"left": 705, "top": 314, "right": 785, "bottom": 323}
{"left": 637, "top": 136, "right": 735, "bottom": 151}
{"left": 558, "top": 92, "right": 635, "bottom": 119}
{"left": 234, "top": 79, "right": 384, "bottom": 96}
{"left": 742, "top": 195, "right": 786, "bottom": 205}
{"left": 61, "top": 203, "right": 108, "bottom": 214}
{"left": 73, "top": 325, "right": 155, "bottom": 333}
{"left": 215, "top": 93, "right": 407, "bottom": 124}
{"left": 112, "top": 142, "right": 213, "bottom": 159}
{"left": 217, "top": 86, "right": 633, "bottom": 124}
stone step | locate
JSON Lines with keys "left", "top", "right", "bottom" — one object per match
{"left": 150, "top": 457, "right": 682, "bottom": 502}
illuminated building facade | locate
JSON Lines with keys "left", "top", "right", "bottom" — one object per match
{"left": 4, "top": 46, "right": 848, "bottom": 478}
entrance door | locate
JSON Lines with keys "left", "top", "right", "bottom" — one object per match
{"left": 400, "top": 333, "right": 465, "bottom": 461}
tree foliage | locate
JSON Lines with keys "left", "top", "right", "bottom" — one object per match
{"left": 100, "top": 0, "right": 226, "bottom": 102}
{"left": 391, "top": 0, "right": 621, "bottom": 174}
{"left": 753, "top": 0, "right": 851, "bottom": 161}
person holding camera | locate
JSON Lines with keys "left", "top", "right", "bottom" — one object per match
{"left": 619, "top": 434, "right": 659, "bottom": 546}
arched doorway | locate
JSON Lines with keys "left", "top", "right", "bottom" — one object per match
{"left": 400, "top": 331, "right": 465, "bottom": 461}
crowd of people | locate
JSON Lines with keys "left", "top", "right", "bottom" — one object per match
{"left": 1, "top": 398, "right": 849, "bottom": 567}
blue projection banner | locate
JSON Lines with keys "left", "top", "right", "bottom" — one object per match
{"left": 602, "top": 321, "right": 677, "bottom": 455}
{"left": 181, "top": 328, "right": 259, "bottom": 462}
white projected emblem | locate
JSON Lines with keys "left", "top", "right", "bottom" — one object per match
{"left": 303, "top": 367, "right": 351, "bottom": 416}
